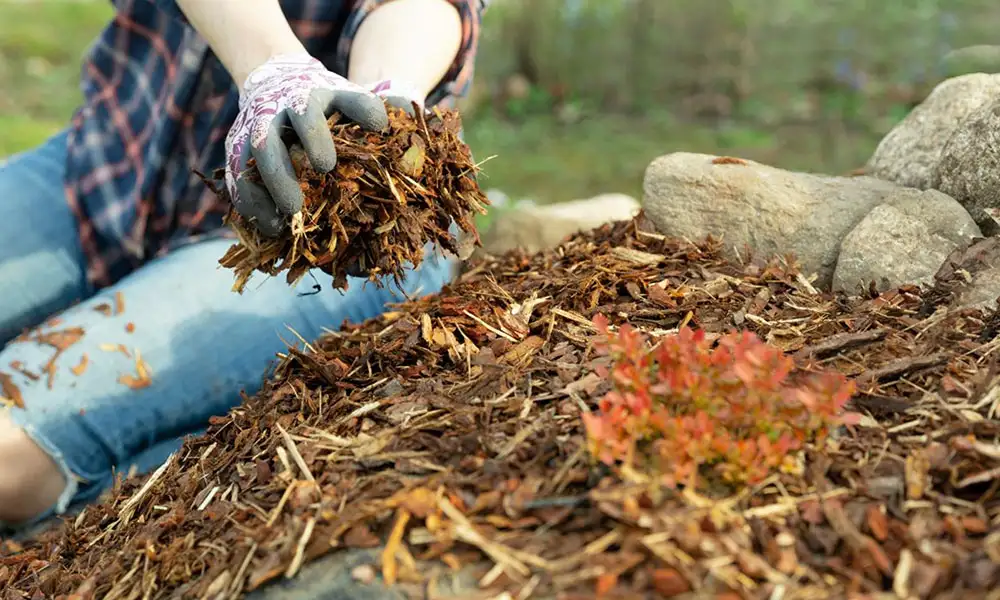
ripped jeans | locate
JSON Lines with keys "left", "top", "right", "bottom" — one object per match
{"left": 0, "top": 131, "right": 455, "bottom": 527}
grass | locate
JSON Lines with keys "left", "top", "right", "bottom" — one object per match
{"left": 464, "top": 112, "right": 879, "bottom": 203}
{"left": 0, "top": 1, "right": 111, "bottom": 156}
{"left": 0, "top": 0, "right": 885, "bottom": 202}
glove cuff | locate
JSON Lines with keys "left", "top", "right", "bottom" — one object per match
{"left": 239, "top": 51, "right": 335, "bottom": 102}
{"left": 366, "top": 79, "right": 426, "bottom": 109}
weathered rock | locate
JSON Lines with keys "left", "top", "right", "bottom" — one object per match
{"left": 478, "top": 193, "right": 640, "bottom": 256}
{"left": 247, "top": 550, "right": 404, "bottom": 600}
{"left": 484, "top": 188, "right": 537, "bottom": 210}
{"left": 484, "top": 188, "right": 512, "bottom": 208}
{"left": 958, "top": 268, "right": 1000, "bottom": 311}
{"left": 642, "top": 152, "right": 908, "bottom": 289}
{"left": 933, "top": 99, "right": 1000, "bottom": 236}
{"left": 246, "top": 548, "right": 484, "bottom": 600}
{"left": 931, "top": 238, "right": 1000, "bottom": 311}
{"left": 832, "top": 189, "right": 981, "bottom": 293}
{"left": 866, "top": 73, "right": 1000, "bottom": 189}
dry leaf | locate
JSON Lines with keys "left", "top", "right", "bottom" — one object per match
{"left": 398, "top": 488, "right": 437, "bottom": 519}
{"left": 117, "top": 375, "right": 151, "bottom": 390}
{"left": 651, "top": 568, "right": 690, "bottom": 597}
{"left": 0, "top": 372, "right": 24, "bottom": 408}
{"left": 595, "top": 573, "right": 617, "bottom": 596}
{"left": 712, "top": 156, "right": 749, "bottom": 165}
{"left": 866, "top": 504, "right": 889, "bottom": 541}
{"left": 399, "top": 141, "right": 426, "bottom": 178}
{"left": 70, "top": 354, "right": 89, "bottom": 376}
{"left": 117, "top": 351, "right": 152, "bottom": 389}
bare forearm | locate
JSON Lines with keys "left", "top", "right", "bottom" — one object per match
{"left": 348, "top": 0, "right": 463, "bottom": 100}
{"left": 174, "top": 0, "right": 306, "bottom": 87}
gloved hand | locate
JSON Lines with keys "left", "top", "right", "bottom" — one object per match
{"left": 225, "top": 52, "right": 389, "bottom": 238}
{"left": 367, "top": 78, "right": 427, "bottom": 116}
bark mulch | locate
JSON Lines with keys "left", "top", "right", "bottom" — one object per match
{"left": 4, "top": 215, "right": 1000, "bottom": 600}
{"left": 217, "top": 106, "right": 489, "bottom": 294}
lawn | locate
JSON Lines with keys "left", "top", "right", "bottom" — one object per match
{"left": 0, "top": 1, "right": 112, "bottom": 156}
{"left": 0, "top": 0, "right": 884, "bottom": 203}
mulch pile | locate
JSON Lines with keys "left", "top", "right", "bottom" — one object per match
{"left": 5, "top": 215, "right": 1000, "bottom": 599}
{"left": 218, "top": 105, "right": 489, "bottom": 292}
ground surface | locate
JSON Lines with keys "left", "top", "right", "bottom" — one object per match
{"left": 3, "top": 215, "right": 1000, "bottom": 599}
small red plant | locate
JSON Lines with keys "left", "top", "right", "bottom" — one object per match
{"left": 582, "top": 314, "right": 859, "bottom": 488}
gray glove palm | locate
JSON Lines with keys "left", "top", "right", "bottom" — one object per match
{"left": 224, "top": 53, "right": 389, "bottom": 238}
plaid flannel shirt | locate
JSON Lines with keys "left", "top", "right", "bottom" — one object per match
{"left": 65, "top": 0, "right": 489, "bottom": 290}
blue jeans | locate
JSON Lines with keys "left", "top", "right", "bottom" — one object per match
{"left": 0, "top": 131, "right": 455, "bottom": 523}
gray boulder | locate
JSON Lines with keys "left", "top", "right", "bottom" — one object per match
{"left": 934, "top": 98, "right": 1000, "bottom": 236}
{"left": 832, "top": 189, "right": 981, "bottom": 293}
{"left": 642, "top": 152, "right": 902, "bottom": 289}
{"left": 866, "top": 73, "right": 1000, "bottom": 190}
{"left": 478, "top": 193, "right": 640, "bottom": 257}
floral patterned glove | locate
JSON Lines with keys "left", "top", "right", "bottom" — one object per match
{"left": 367, "top": 78, "right": 427, "bottom": 116}
{"left": 225, "top": 52, "right": 388, "bottom": 237}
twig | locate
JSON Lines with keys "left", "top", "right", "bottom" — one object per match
{"left": 855, "top": 354, "right": 949, "bottom": 385}
{"left": 276, "top": 422, "right": 316, "bottom": 483}
{"left": 793, "top": 329, "right": 887, "bottom": 360}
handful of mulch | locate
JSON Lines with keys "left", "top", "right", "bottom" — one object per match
{"left": 218, "top": 105, "right": 490, "bottom": 292}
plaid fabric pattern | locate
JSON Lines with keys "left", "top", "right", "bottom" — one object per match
{"left": 64, "top": 0, "right": 489, "bottom": 289}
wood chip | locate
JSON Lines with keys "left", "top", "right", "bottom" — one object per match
{"left": 6, "top": 221, "right": 1000, "bottom": 599}
{"left": 0, "top": 372, "right": 24, "bottom": 408}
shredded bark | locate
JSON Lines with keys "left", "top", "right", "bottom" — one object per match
{"left": 218, "top": 105, "right": 490, "bottom": 293}
{"left": 10, "top": 325, "right": 86, "bottom": 391}
{"left": 8, "top": 361, "right": 40, "bottom": 382}
{"left": 70, "top": 354, "right": 89, "bottom": 377}
{"left": 5, "top": 215, "right": 1000, "bottom": 599}
{"left": 0, "top": 371, "right": 23, "bottom": 408}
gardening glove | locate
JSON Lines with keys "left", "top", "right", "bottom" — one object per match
{"left": 225, "top": 52, "right": 389, "bottom": 238}
{"left": 367, "top": 78, "right": 427, "bottom": 116}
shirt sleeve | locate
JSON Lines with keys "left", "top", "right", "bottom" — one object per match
{"left": 334, "top": 0, "right": 490, "bottom": 108}
{"left": 134, "top": 0, "right": 186, "bottom": 21}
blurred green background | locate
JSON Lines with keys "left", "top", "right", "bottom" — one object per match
{"left": 2, "top": 0, "right": 1000, "bottom": 204}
